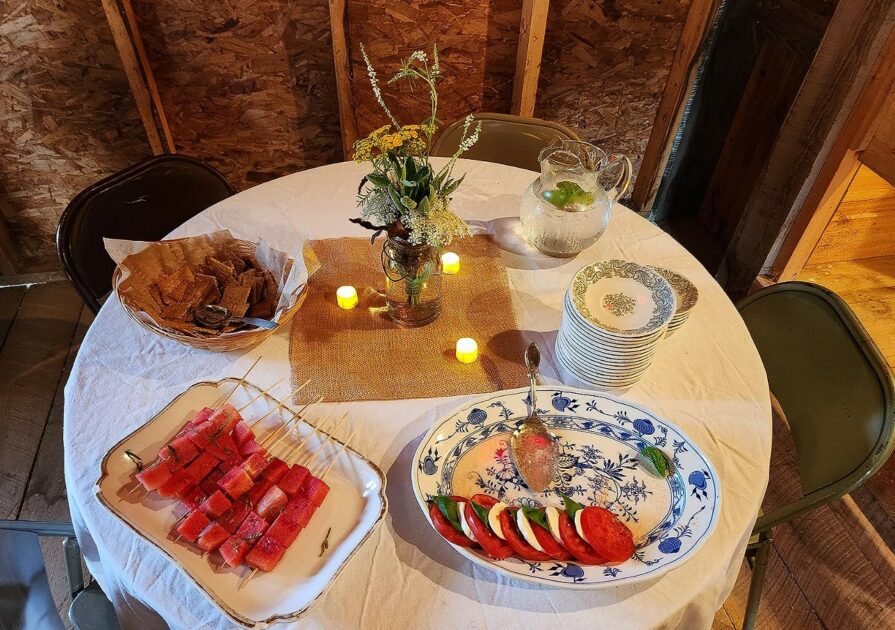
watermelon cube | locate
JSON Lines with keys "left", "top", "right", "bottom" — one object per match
{"left": 236, "top": 511, "right": 269, "bottom": 541}
{"left": 176, "top": 510, "right": 210, "bottom": 543}
{"left": 232, "top": 421, "right": 255, "bottom": 447}
{"left": 220, "top": 536, "right": 250, "bottom": 567}
{"left": 215, "top": 433, "right": 241, "bottom": 461}
{"left": 217, "top": 500, "right": 252, "bottom": 533}
{"left": 158, "top": 435, "right": 199, "bottom": 470}
{"left": 135, "top": 460, "right": 172, "bottom": 491}
{"left": 199, "top": 469, "right": 224, "bottom": 495}
{"left": 184, "top": 452, "right": 219, "bottom": 485}
{"left": 301, "top": 476, "right": 330, "bottom": 507}
{"left": 189, "top": 406, "right": 216, "bottom": 426}
{"left": 245, "top": 536, "right": 286, "bottom": 572}
{"left": 283, "top": 495, "right": 315, "bottom": 527}
{"left": 217, "top": 454, "right": 241, "bottom": 474}
{"left": 261, "top": 458, "right": 288, "bottom": 483}
{"left": 197, "top": 522, "right": 229, "bottom": 553}
{"left": 180, "top": 486, "right": 209, "bottom": 512}
{"left": 257, "top": 485, "right": 288, "bottom": 520}
{"left": 241, "top": 452, "right": 269, "bottom": 479}
{"left": 246, "top": 479, "right": 274, "bottom": 506}
{"left": 218, "top": 467, "right": 253, "bottom": 500}
{"left": 238, "top": 438, "right": 266, "bottom": 459}
{"left": 279, "top": 464, "right": 309, "bottom": 497}
{"left": 266, "top": 513, "right": 301, "bottom": 547}
{"left": 209, "top": 404, "right": 241, "bottom": 433}
{"left": 158, "top": 470, "right": 193, "bottom": 499}
{"left": 199, "top": 490, "right": 232, "bottom": 519}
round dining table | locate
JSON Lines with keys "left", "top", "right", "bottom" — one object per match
{"left": 64, "top": 158, "right": 771, "bottom": 629}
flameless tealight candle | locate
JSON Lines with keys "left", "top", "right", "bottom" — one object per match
{"left": 455, "top": 337, "right": 478, "bottom": 364}
{"left": 442, "top": 252, "right": 460, "bottom": 275}
{"left": 336, "top": 285, "right": 358, "bottom": 309}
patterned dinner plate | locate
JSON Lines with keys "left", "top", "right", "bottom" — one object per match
{"left": 569, "top": 260, "right": 676, "bottom": 337}
{"left": 563, "top": 291, "right": 667, "bottom": 347}
{"left": 412, "top": 387, "right": 720, "bottom": 588}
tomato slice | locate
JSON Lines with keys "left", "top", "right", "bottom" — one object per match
{"left": 579, "top": 507, "right": 635, "bottom": 563}
{"left": 469, "top": 494, "right": 499, "bottom": 509}
{"left": 530, "top": 519, "right": 573, "bottom": 561}
{"left": 464, "top": 501, "right": 513, "bottom": 559}
{"left": 428, "top": 502, "right": 475, "bottom": 548}
{"left": 558, "top": 511, "right": 605, "bottom": 564}
{"left": 499, "top": 509, "right": 551, "bottom": 562}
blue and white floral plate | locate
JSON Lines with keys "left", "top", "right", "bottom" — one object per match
{"left": 411, "top": 386, "right": 720, "bottom": 588}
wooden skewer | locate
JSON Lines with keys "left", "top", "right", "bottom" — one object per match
{"left": 217, "top": 356, "right": 262, "bottom": 408}
{"left": 247, "top": 380, "right": 311, "bottom": 429}
{"left": 236, "top": 377, "right": 285, "bottom": 413}
{"left": 125, "top": 484, "right": 143, "bottom": 497}
{"left": 301, "top": 414, "right": 350, "bottom": 469}
{"left": 282, "top": 410, "right": 347, "bottom": 464}
{"left": 318, "top": 425, "right": 359, "bottom": 480}
{"left": 262, "top": 396, "right": 327, "bottom": 453}
{"left": 238, "top": 567, "right": 257, "bottom": 591}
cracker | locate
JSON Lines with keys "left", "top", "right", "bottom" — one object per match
{"left": 161, "top": 301, "right": 192, "bottom": 321}
{"left": 221, "top": 281, "right": 251, "bottom": 317}
{"left": 206, "top": 257, "right": 236, "bottom": 286}
{"left": 157, "top": 266, "right": 195, "bottom": 303}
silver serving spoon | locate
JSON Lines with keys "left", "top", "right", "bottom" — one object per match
{"left": 194, "top": 304, "right": 277, "bottom": 330}
{"left": 510, "top": 342, "right": 558, "bottom": 493}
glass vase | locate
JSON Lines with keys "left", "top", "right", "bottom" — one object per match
{"left": 381, "top": 236, "right": 442, "bottom": 327}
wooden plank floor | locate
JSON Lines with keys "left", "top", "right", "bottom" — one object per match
{"left": 3, "top": 281, "right": 895, "bottom": 628}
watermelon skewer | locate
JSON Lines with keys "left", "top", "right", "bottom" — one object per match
{"left": 263, "top": 395, "right": 328, "bottom": 453}
{"left": 234, "top": 376, "right": 285, "bottom": 415}
{"left": 238, "top": 423, "right": 356, "bottom": 590}
{"left": 246, "top": 380, "right": 311, "bottom": 430}
{"left": 215, "top": 356, "right": 262, "bottom": 410}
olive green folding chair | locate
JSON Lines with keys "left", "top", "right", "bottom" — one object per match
{"left": 0, "top": 520, "right": 119, "bottom": 630}
{"left": 736, "top": 281, "right": 895, "bottom": 629}
{"left": 430, "top": 113, "right": 581, "bottom": 171}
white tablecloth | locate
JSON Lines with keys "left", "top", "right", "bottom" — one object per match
{"left": 64, "top": 159, "right": 771, "bottom": 629}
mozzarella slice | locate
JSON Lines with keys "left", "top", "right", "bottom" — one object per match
{"left": 574, "top": 508, "right": 588, "bottom": 543}
{"left": 516, "top": 509, "right": 545, "bottom": 552}
{"left": 488, "top": 502, "right": 508, "bottom": 540}
{"left": 456, "top": 502, "right": 477, "bottom": 542}
{"left": 545, "top": 506, "right": 563, "bottom": 543}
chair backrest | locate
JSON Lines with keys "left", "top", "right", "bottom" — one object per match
{"left": 56, "top": 155, "right": 235, "bottom": 313}
{"left": 737, "top": 282, "right": 895, "bottom": 521}
{"left": 430, "top": 113, "right": 581, "bottom": 171}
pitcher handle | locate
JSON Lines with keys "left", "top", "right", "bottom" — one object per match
{"left": 603, "top": 153, "right": 633, "bottom": 203}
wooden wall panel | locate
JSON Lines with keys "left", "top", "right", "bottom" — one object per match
{"left": 0, "top": 0, "right": 151, "bottom": 271}
{"left": 536, "top": 0, "right": 691, "bottom": 186}
{"left": 130, "top": 0, "right": 343, "bottom": 189}
{"left": 346, "top": 0, "right": 520, "bottom": 139}
{"left": 806, "top": 165, "right": 895, "bottom": 265}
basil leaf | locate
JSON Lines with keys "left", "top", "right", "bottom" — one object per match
{"left": 470, "top": 501, "right": 491, "bottom": 526}
{"left": 561, "top": 494, "right": 584, "bottom": 518}
{"left": 639, "top": 445, "right": 672, "bottom": 478}
{"left": 433, "top": 495, "right": 462, "bottom": 532}
{"left": 521, "top": 505, "right": 549, "bottom": 530}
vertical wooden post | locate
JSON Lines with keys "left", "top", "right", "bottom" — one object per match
{"left": 329, "top": 0, "right": 359, "bottom": 158}
{"left": 100, "top": 0, "right": 164, "bottom": 155}
{"left": 631, "top": 0, "right": 720, "bottom": 211}
{"left": 511, "top": 0, "right": 549, "bottom": 118}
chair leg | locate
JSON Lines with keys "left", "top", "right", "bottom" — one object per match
{"left": 743, "top": 530, "right": 772, "bottom": 630}
{"left": 63, "top": 536, "right": 86, "bottom": 600}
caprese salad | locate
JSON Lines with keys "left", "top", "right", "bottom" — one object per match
{"left": 427, "top": 494, "right": 635, "bottom": 564}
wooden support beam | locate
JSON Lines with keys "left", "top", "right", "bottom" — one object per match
{"left": 511, "top": 0, "right": 549, "bottom": 118}
{"left": 768, "top": 21, "right": 895, "bottom": 282}
{"left": 718, "top": 0, "right": 895, "bottom": 296}
{"left": 329, "top": 0, "right": 359, "bottom": 158}
{"left": 631, "top": 0, "right": 720, "bottom": 212}
{"left": 862, "top": 99, "right": 895, "bottom": 186}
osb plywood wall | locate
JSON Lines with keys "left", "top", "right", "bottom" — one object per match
{"left": 130, "top": 0, "right": 343, "bottom": 190}
{"left": 0, "top": 0, "right": 691, "bottom": 271}
{"left": 537, "top": 0, "right": 691, "bottom": 183}
{"left": 346, "top": 0, "right": 521, "bottom": 138}
{"left": 0, "top": 0, "right": 151, "bottom": 270}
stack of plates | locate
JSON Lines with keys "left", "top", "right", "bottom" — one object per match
{"left": 556, "top": 260, "right": 676, "bottom": 388}
{"left": 650, "top": 266, "right": 698, "bottom": 335}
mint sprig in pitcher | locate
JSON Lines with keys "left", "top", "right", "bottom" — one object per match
{"left": 520, "top": 141, "right": 632, "bottom": 257}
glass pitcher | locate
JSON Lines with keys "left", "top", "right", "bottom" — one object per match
{"left": 520, "top": 141, "right": 632, "bottom": 257}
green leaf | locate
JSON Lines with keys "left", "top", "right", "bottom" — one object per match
{"left": 366, "top": 173, "right": 390, "bottom": 187}
{"left": 417, "top": 195, "right": 431, "bottom": 215}
{"left": 639, "top": 445, "right": 673, "bottom": 478}
{"left": 388, "top": 187, "right": 404, "bottom": 211}
{"left": 561, "top": 494, "right": 584, "bottom": 518}
{"left": 400, "top": 196, "right": 417, "bottom": 210}
{"left": 442, "top": 172, "right": 466, "bottom": 196}
{"left": 433, "top": 495, "right": 463, "bottom": 532}
{"left": 470, "top": 501, "right": 491, "bottom": 525}
{"left": 521, "top": 505, "right": 549, "bottom": 530}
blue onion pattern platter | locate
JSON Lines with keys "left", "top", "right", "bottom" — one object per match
{"left": 411, "top": 386, "right": 720, "bottom": 588}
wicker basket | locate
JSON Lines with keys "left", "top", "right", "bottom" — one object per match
{"left": 112, "top": 259, "right": 308, "bottom": 352}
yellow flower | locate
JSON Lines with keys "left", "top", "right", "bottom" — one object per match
{"left": 377, "top": 133, "right": 404, "bottom": 151}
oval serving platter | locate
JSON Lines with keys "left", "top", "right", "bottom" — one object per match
{"left": 411, "top": 386, "right": 720, "bottom": 588}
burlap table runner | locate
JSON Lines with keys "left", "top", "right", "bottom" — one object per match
{"left": 289, "top": 235, "right": 527, "bottom": 402}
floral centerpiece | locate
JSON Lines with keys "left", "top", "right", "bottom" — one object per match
{"left": 351, "top": 44, "right": 481, "bottom": 327}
